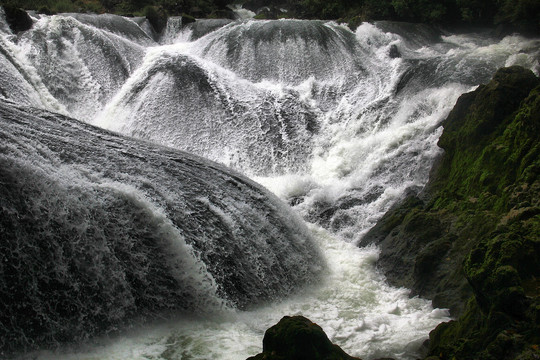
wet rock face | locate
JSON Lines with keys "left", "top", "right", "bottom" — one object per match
{"left": 247, "top": 316, "right": 361, "bottom": 360}
{"left": 358, "top": 191, "right": 472, "bottom": 316}
{"left": 0, "top": 100, "right": 325, "bottom": 354}
{"left": 437, "top": 66, "right": 540, "bottom": 158}
{"left": 360, "top": 66, "right": 540, "bottom": 359}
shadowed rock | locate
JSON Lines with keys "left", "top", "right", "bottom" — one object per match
{"left": 2, "top": 5, "right": 32, "bottom": 32}
{"left": 247, "top": 316, "right": 361, "bottom": 360}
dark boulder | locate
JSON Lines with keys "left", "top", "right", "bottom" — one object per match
{"left": 243, "top": 0, "right": 272, "bottom": 13}
{"left": 359, "top": 192, "right": 471, "bottom": 315}
{"left": 247, "top": 316, "right": 361, "bottom": 360}
{"left": 208, "top": 9, "right": 236, "bottom": 20}
{"left": 388, "top": 44, "right": 401, "bottom": 58}
{"left": 181, "top": 13, "right": 196, "bottom": 26}
{"left": 2, "top": 5, "right": 32, "bottom": 33}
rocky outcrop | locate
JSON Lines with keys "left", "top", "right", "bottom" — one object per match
{"left": 247, "top": 316, "right": 361, "bottom": 360}
{"left": 360, "top": 66, "right": 540, "bottom": 359}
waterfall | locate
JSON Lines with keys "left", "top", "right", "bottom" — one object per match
{"left": 0, "top": 99, "right": 324, "bottom": 352}
{"left": 13, "top": 13, "right": 150, "bottom": 121}
{"left": 1, "top": 10, "right": 539, "bottom": 359}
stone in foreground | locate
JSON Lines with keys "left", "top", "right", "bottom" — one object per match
{"left": 247, "top": 316, "right": 361, "bottom": 360}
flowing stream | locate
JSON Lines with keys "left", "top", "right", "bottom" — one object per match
{"left": 1, "top": 9, "right": 539, "bottom": 360}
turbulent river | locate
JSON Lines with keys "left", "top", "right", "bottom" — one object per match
{"left": 1, "top": 8, "right": 539, "bottom": 360}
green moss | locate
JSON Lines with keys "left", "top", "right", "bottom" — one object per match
{"left": 428, "top": 298, "right": 485, "bottom": 358}
{"left": 422, "top": 68, "right": 540, "bottom": 359}
{"left": 365, "top": 68, "right": 540, "bottom": 359}
{"left": 37, "top": 5, "right": 54, "bottom": 14}
{"left": 433, "top": 69, "right": 540, "bottom": 212}
{"left": 253, "top": 12, "right": 267, "bottom": 19}
{"left": 54, "top": 0, "right": 79, "bottom": 12}
{"left": 181, "top": 13, "right": 195, "bottom": 24}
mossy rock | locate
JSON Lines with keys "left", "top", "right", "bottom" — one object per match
{"left": 253, "top": 12, "right": 268, "bottom": 20}
{"left": 361, "top": 67, "right": 540, "bottom": 359}
{"left": 426, "top": 69, "right": 540, "bottom": 359}
{"left": 438, "top": 67, "right": 539, "bottom": 152}
{"left": 433, "top": 66, "right": 539, "bottom": 206}
{"left": 253, "top": 7, "right": 284, "bottom": 20}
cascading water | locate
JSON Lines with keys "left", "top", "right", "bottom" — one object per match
{"left": 0, "top": 100, "right": 324, "bottom": 350}
{"left": 15, "top": 13, "right": 151, "bottom": 121}
{"left": 1, "top": 10, "right": 539, "bottom": 360}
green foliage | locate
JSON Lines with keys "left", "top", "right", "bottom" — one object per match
{"left": 302, "top": 0, "right": 348, "bottom": 19}
{"left": 298, "top": 0, "right": 537, "bottom": 29}
{"left": 54, "top": 0, "right": 78, "bottom": 12}
{"left": 361, "top": 0, "right": 394, "bottom": 18}
{"left": 37, "top": 5, "right": 53, "bottom": 14}
{"left": 456, "top": 0, "right": 498, "bottom": 23}
{"left": 0, "top": 0, "right": 538, "bottom": 31}
{"left": 0, "top": 0, "right": 105, "bottom": 14}
{"left": 390, "top": 0, "right": 450, "bottom": 22}
{"left": 497, "top": 0, "right": 540, "bottom": 26}
{"left": 143, "top": 5, "right": 168, "bottom": 32}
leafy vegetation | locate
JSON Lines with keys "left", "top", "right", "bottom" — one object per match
{"left": 0, "top": 0, "right": 538, "bottom": 33}
{"left": 0, "top": 0, "right": 229, "bottom": 18}
{"left": 279, "top": 0, "right": 539, "bottom": 32}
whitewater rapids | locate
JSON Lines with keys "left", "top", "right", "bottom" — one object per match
{"left": 1, "top": 9, "right": 539, "bottom": 359}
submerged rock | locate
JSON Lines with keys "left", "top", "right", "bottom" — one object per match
{"left": 247, "top": 316, "right": 361, "bottom": 360}
{"left": 360, "top": 66, "right": 540, "bottom": 359}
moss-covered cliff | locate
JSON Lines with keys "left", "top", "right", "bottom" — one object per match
{"left": 361, "top": 66, "right": 540, "bottom": 359}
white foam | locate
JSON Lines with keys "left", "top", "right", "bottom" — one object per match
{"left": 0, "top": 33, "right": 68, "bottom": 112}
{"left": 36, "top": 224, "right": 449, "bottom": 360}
{"left": 5, "top": 17, "right": 540, "bottom": 360}
{"left": 229, "top": 4, "right": 256, "bottom": 20}
{"left": 13, "top": 14, "right": 147, "bottom": 121}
